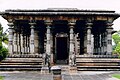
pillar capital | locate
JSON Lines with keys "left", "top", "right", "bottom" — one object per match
{"left": 106, "top": 21, "right": 113, "bottom": 29}
{"left": 87, "top": 26, "right": 92, "bottom": 29}
{"left": 86, "top": 22, "right": 93, "bottom": 29}
{"left": 86, "top": 20, "right": 93, "bottom": 30}
{"left": 29, "top": 22, "right": 36, "bottom": 28}
{"left": 106, "top": 22, "right": 113, "bottom": 28}
{"left": 106, "top": 22, "right": 113, "bottom": 26}
{"left": 29, "top": 22, "right": 36, "bottom": 26}
{"left": 45, "top": 20, "right": 52, "bottom": 26}
{"left": 86, "top": 22, "right": 93, "bottom": 26}
{"left": 46, "top": 26, "right": 51, "bottom": 29}
{"left": 8, "top": 22, "right": 14, "bottom": 28}
{"left": 106, "top": 23, "right": 113, "bottom": 34}
{"left": 68, "top": 21, "right": 76, "bottom": 27}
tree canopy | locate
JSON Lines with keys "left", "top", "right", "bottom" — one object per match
{"left": 112, "top": 31, "right": 120, "bottom": 55}
{"left": 0, "top": 23, "right": 8, "bottom": 61}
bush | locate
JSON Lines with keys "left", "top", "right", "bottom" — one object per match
{"left": 0, "top": 44, "right": 8, "bottom": 61}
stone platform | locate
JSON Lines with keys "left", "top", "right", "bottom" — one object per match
{"left": 0, "top": 71, "right": 118, "bottom": 80}
{"left": 76, "top": 55, "right": 120, "bottom": 71}
{"left": 0, "top": 54, "right": 43, "bottom": 71}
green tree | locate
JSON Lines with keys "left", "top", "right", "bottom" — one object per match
{"left": 0, "top": 23, "right": 8, "bottom": 61}
{"left": 112, "top": 31, "right": 120, "bottom": 55}
{"left": 114, "top": 42, "right": 120, "bottom": 53}
{"left": 112, "top": 33, "right": 120, "bottom": 45}
{"left": 0, "top": 23, "right": 8, "bottom": 44}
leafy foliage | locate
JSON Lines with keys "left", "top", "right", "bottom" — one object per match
{"left": 0, "top": 23, "right": 8, "bottom": 44}
{"left": 0, "top": 23, "right": 8, "bottom": 61}
{"left": 112, "top": 31, "right": 120, "bottom": 56}
{"left": 0, "top": 43, "right": 8, "bottom": 61}
{"left": 112, "top": 33, "right": 120, "bottom": 45}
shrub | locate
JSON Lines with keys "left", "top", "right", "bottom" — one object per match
{"left": 0, "top": 43, "right": 8, "bottom": 61}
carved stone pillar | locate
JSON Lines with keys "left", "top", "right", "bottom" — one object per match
{"left": 17, "top": 32, "right": 21, "bottom": 54}
{"left": 103, "top": 32, "right": 107, "bottom": 54}
{"left": 43, "top": 21, "right": 52, "bottom": 66}
{"left": 13, "top": 32, "right": 17, "bottom": 53}
{"left": 46, "top": 25, "right": 51, "bottom": 55}
{"left": 20, "top": 34, "right": 22, "bottom": 54}
{"left": 94, "top": 34, "right": 97, "bottom": 54}
{"left": 91, "top": 34, "right": 94, "bottom": 55}
{"left": 69, "top": 24, "right": 74, "bottom": 54}
{"left": 29, "top": 22, "right": 36, "bottom": 54}
{"left": 74, "top": 33, "right": 79, "bottom": 55}
{"left": 106, "top": 22, "right": 113, "bottom": 55}
{"left": 8, "top": 22, "right": 14, "bottom": 54}
{"left": 27, "top": 35, "right": 30, "bottom": 53}
{"left": 86, "top": 22, "right": 93, "bottom": 54}
{"left": 101, "top": 33, "right": 104, "bottom": 54}
{"left": 98, "top": 34, "right": 100, "bottom": 54}
{"left": 21, "top": 34, "right": 24, "bottom": 53}
{"left": 69, "top": 22, "right": 75, "bottom": 66}
{"left": 23, "top": 34, "right": 28, "bottom": 53}
{"left": 34, "top": 31, "right": 39, "bottom": 53}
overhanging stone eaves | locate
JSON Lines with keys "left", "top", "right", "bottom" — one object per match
{"left": 3, "top": 12, "right": 120, "bottom": 16}
{"left": 0, "top": 9, "right": 119, "bottom": 17}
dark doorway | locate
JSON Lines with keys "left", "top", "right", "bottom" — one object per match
{"left": 55, "top": 37, "right": 68, "bottom": 64}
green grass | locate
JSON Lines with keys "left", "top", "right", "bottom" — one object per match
{"left": 0, "top": 76, "right": 3, "bottom": 80}
{"left": 112, "top": 74, "right": 120, "bottom": 79}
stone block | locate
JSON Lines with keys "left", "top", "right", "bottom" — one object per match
{"left": 41, "top": 66, "right": 50, "bottom": 74}
{"left": 51, "top": 66, "right": 62, "bottom": 80}
{"left": 53, "top": 75, "right": 62, "bottom": 80}
{"left": 69, "top": 66, "right": 77, "bottom": 74}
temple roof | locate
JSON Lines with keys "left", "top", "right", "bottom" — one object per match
{"left": 0, "top": 8, "right": 120, "bottom": 16}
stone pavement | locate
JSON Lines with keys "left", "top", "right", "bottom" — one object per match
{"left": 0, "top": 71, "right": 119, "bottom": 80}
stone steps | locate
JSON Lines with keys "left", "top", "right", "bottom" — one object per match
{"left": 0, "top": 55, "right": 43, "bottom": 71}
{"left": 76, "top": 55, "right": 120, "bottom": 71}
{"left": 77, "top": 68, "right": 120, "bottom": 71}
{"left": 0, "top": 65, "right": 42, "bottom": 67}
{"left": 76, "top": 59, "right": 120, "bottom": 62}
{"left": 56, "top": 65, "right": 69, "bottom": 72}
{"left": 0, "top": 63, "right": 42, "bottom": 65}
{"left": 77, "top": 66, "right": 120, "bottom": 67}
{"left": 0, "top": 68, "right": 41, "bottom": 71}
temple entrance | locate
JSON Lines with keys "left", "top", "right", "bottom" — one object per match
{"left": 55, "top": 35, "right": 68, "bottom": 64}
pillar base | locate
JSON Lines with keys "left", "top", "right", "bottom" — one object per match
{"left": 106, "top": 52, "right": 112, "bottom": 55}
{"left": 69, "top": 66, "right": 77, "bottom": 75}
{"left": 41, "top": 66, "right": 50, "bottom": 74}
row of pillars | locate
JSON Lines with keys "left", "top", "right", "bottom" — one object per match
{"left": 8, "top": 22, "right": 36, "bottom": 54}
{"left": 87, "top": 22, "right": 113, "bottom": 55}
{"left": 7, "top": 20, "right": 113, "bottom": 56}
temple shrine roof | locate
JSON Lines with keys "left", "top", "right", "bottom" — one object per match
{"left": 0, "top": 8, "right": 120, "bottom": 16}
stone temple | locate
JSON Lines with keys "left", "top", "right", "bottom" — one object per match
{"left": 0, "top": 8, "right": 120, "bottom": 71}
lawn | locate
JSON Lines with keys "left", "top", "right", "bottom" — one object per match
{"left": 112, "top": 74, "right": 120, "bottom": 79}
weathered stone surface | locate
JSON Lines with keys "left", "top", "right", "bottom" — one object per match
{"left": 0, "top": 71, "right": 118, "bottom": 80}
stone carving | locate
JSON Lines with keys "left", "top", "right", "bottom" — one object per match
{"left": 43, "top": 53, "right": 51, "bottom": 67}
{"left": 69, "top": 53, "right": 76, "bottom": 66}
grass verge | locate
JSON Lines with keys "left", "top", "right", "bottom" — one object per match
{"left": 112, "top": 74, "right": 120, "bottom": 79}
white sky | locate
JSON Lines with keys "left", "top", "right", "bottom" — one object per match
{"left": 0, "top": 0, "right": 120, "bottom": 31}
